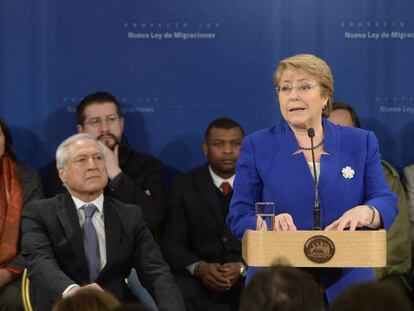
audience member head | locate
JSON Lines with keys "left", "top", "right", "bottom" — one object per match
{"left": 52, "top": 288, "right": 120, "bottom": 311}
{"left": 76, "top": 91, "right": 124, "bottom": 150}
{"left": 274, "top": 54, "right": 334, "bottom": 117}
{"left": 113, "top": 303, "right": 153, "bottom": 311}
{"left": 329, "top": 281, "right": 412, "bottom": 311}
{"left": 202, "top": 117, "right": 244, "bottom": 179}
{"left": 56, "top": 133, "right": 108, "bottom": 201}
{"left": 329, "top": 102, "right": 361, "bottom": 128}
{"left": 0, "top": 117, "right": 16, "bottom": 160}
{"left": 239, "top": 264, "right": 322, "bottom": 311}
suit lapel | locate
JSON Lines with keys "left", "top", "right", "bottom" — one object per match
{"left": 318, "top": 119, "right": 337, "bottom": 197}
{"left": 194, "top": 166, "right": 224, "bottom": 226}
{"left": 56, "top": 193, "right": 89, "bottom": 279}
{"left": 280, "top": 119, "right": 340, "bottom": 191}
{"left": 281, "top": 122, "right": 316, "bottom": 191}
{"left": 99, "top": 198, "right": 122, "bottom": 277}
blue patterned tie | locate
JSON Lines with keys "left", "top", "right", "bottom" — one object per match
{"left": 82, "top": 204, "right": 100, "bottom": 282}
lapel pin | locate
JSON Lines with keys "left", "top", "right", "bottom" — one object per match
{"left": 341, "top": 166, "right": 355, "bottom": 179}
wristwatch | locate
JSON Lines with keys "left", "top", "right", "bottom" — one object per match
{"left": 240, "top": 263, "right": 247, "bottom": 277}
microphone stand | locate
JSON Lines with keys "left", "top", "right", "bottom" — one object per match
{"left": 308, "top": 128, "right": 321, "bottom": 230}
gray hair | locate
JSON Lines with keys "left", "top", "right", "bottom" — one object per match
{"left": 56, "top": 133, "right": 107, "bottom": 170}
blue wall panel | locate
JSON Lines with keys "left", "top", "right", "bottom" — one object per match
{"left": 1, "top": 0, "right": 413, "bottom": 174}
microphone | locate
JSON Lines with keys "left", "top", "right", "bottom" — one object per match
{"left": 307, "top": 128, "right": 321, "bottom": 230}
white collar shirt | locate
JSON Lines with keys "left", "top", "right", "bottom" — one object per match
{"left": 208, "top": 166, "right": 235, "bottom": 192}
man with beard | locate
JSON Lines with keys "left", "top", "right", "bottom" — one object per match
{"left": 45, "top": 91, "right": 164, "bottom": 231}
{"left": 162, "top": 118, "right": 245, "bottom": 311}
{"left": 44, "top": 92, "right": 164, "bottom": 309}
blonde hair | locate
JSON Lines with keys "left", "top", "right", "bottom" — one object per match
{"left": 274, "top": 54, "right": 334, "bottom": 117}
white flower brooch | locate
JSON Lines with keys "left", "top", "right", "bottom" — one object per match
{"left": 341, "top": 166, "right": 355, "bottom": 179}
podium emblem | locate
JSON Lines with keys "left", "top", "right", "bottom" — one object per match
{"left": 304, "top": 235, "right": 335, "bottom": 263}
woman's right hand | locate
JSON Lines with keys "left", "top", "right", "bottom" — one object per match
{"left": 256, "top": 215, "right": 269, "bottom": 231}
{"left": 256, "top": 213, "right": 297, "bottom": 231}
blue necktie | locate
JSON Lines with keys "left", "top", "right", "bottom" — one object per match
{"left": 82, "top": 204, "right": 100, "bottom": 282}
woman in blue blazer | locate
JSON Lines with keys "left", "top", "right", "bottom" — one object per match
{"left": 226, "top": 54, "right": 397, "bottom": 304}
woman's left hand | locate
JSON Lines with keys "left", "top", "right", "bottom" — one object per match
{"left": 273, "top": 213, "right": 297, "bottom": 231}
{"left": 325, "top": 205, "right": 380, "bottom": 231}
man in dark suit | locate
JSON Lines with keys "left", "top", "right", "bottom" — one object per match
{"left": 21, "top": 133, "right": 184, "bottom": 311}
{"left": 44, "top": 92, "right": 163, "bottom": 308}
{"left": 162, "top": 118, "right": 245, "bottom": 311}
{"left": 44, "top": 91, "right": 164, "bottom": 231}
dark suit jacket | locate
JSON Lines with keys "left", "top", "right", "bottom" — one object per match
{"left": 18, "top": 163, "right": 44, "bottom": 205}
{"left": 162, "top": 165, "right": 242, "bottom": 272}
{"left": 21, "top": 193, "right": 184, "bottom": 311}
{"left": 44, "top": 139, "right": 165, "bottom": 229}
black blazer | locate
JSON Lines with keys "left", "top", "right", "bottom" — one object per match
{"left": 162, "top": 165, "right": 242, "bottom": 272}
{"left": 21, "top": 193, "right": 184, "bottom": 311}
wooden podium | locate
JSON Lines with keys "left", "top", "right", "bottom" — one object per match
{"left": 242, "top": 230, "right": 386, "bottom": 267}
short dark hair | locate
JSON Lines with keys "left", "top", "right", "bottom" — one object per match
{"left": 76, "top": 91, "right": 122, "bottom": 125}
{"left": 329, "top": 281, "right": 412, "bottom": 311}
{"left": 0, "top": 117, "right": 17, "bottom": 160}
{"left": 239, "top": 265, "right": 322, "bottom": 311}
{"left": 204, "top": 118, "right": 244, "bottom": 142}
{"left": 332, "top": 101, "right": 361, "bottom": 128}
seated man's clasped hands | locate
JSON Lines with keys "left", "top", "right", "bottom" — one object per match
{"left": 196, "top": 262, "right": 240, "bottom": 292}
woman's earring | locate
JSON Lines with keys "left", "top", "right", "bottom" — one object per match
{"left": 323, "top": 99, "right": 328, "bottom": 110}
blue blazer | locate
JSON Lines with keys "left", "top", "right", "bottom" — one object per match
{"left": 227, "top": 118, "right": 398, "bottom": 303}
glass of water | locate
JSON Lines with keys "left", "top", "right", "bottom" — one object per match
{"left": 255, "top": 202, "right": 275, "bottom": 231}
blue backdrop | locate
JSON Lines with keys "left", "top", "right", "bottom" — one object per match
{"left": 1, "top": 0, "right": 414, "bottom": 176}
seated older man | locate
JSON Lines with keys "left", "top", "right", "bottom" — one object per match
{"left": 21, "top": 133, "right": 184, "bottom": 311}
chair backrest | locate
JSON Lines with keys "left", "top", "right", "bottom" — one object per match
{"left": 21, "top": 268, "right": 33, "bottom": 311}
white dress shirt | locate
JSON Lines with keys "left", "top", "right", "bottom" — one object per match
{"left": 208, "top": 166, "right": 235, "bottom": 190}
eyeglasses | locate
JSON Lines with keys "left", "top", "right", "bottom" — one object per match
{"left": 275, "top": 84, "right": 318, "bottom": 95}
{"left": 84, "top": 115, "right": 119, "bottom": 128}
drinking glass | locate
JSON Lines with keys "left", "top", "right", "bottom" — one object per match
{"left": 255, "top": 202, "right": 275, "bottom": 231}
